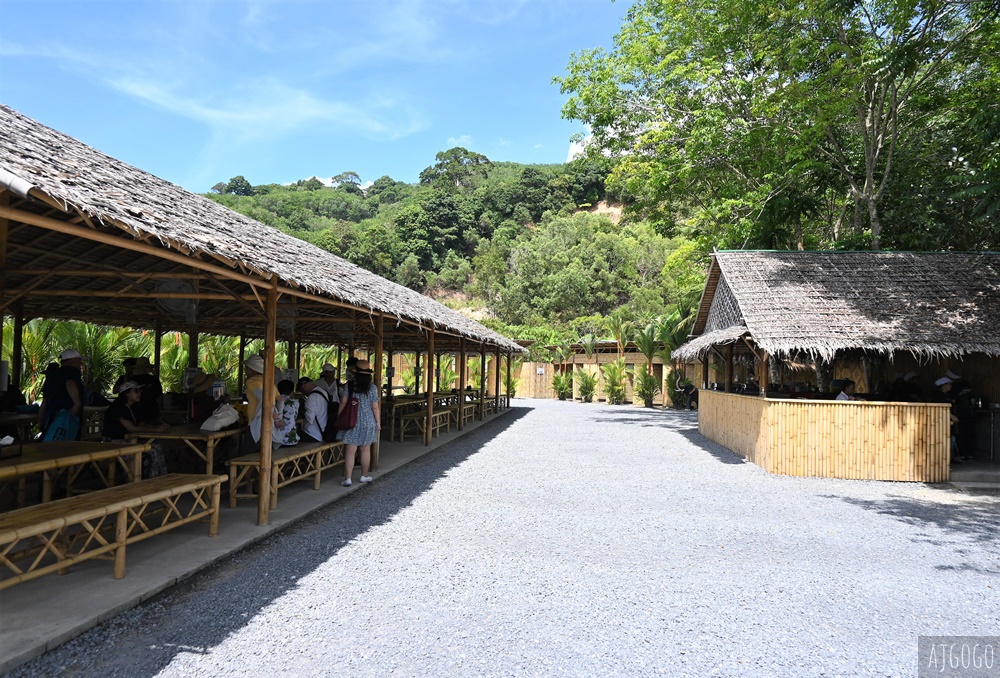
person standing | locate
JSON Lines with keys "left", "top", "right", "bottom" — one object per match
{"left": 297, "top": 377, "right": 329, "bottom": 444}
{"left": 38, "top": 348, "right": 85, "bottom": 441}
{"left": 336, "top": 359, "right": 380, "bottom": 486}
{"left": 244, "top": 355, "right": 282, "bottom": 451}
{"left": 131, "top": 356, "right": 163, "bottom": 425}
{"left": 315, "top": 363, "right": 341, "bottom": 401}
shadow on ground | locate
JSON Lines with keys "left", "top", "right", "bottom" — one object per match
{"left": 821, "top": 492, "right": 1000, "bottom": 552}
{"left": 10, "top": 408, "right": 531, "bottom": 678}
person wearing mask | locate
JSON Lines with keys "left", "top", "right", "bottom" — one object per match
{"left": 38, "top": 348, "right": 85, "bottom": 441}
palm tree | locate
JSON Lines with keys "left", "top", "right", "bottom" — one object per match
{"left": 604, "top": 310, "right": 633, "bottom": 361}
{"left": 579, "top": 333, "right": 598, "bottom": 366}
{"left": 633, "top": 322, "right": 659, "bottom": 371}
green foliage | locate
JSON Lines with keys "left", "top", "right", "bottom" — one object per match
{"left": 400, "top": 367, "right": 417, "bottom": 395}
{"left": 225, "top": 175, "right": 254, "bottom": 196}
{"left": 601, "top": 358, "right": 629, "bottom": 405}
{"left": 578, "top": 334, "right": 599, "bottom": 363}
{"left": 634, "top": 365, "right": 660, "bottom": 406}
{"left": 504, "top": 357, "right": 522, "bottom": 398}
{"left": 576, "top": 368, "right": 598, "bottom": 403}
{"left": 552, "top": 373, "right": 573, "bottom": 400}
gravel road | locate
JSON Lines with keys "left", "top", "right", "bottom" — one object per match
{"left": 10, "top": 399, "right": 1000, "bottom": 677}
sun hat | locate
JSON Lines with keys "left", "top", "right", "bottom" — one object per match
{"left": 193, "top": 372, "right": 216, "bottom": 393}
{"left": 297, "top": 376, "right": 315, "bottom": 391}
{"left": 355, "top": 359, "right": 373, "bottom": 374}
{"left": 60, "top": 348, "right": 82, "bottom": 360}
{"left": 244, "top": 355, "right": 265, "bottom": 373}
{"left": 934, "top": 377, "right": 953, "bottom": 387}
{"left": 117, "top": 380, "right": 142, "bottom": 394}
{"left": 321, "top": 363, "right": 336, "bottom": 373}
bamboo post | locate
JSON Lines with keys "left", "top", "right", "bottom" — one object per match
{"left": 760, "top": 353, "right": 770, "bottom": 396}
{"left": 0, "top": 190, "right": 6, "bottom": 369}
{"left": 494, "top": 346, "right": 501, "bottom": 411}
{"left": 505, "top": 352, "right": 512, "bottom": 407}
{"left": 725, "top": 344, "right": 734, "bottom": 393}
{"left": 11, "top": 308, "right": 23, "bottom": 392}
{"left": 153, "top": 321, "right": 162, "bottom": 375}
{"left": 257, "top": 283, "right": 278, "bottom": 526}
{"left": 436, "top": 353, "right": 442, "bottom": 392}
{"left": 336, "top": 345, "right": 343, "bottom": 379}
{"left": 414, "top": 351, "right": 421, "bottom": 394}
{"left": 188, "top": 327, "right": 199, "bottom": 368}
{"left": 702, "top": 355, "right": 709, "bottom": 389}
{"left": 479, "top": 345, "right": 487, "bottom": 420}
{"left": 237, "top": 335, "right": 246, "bottom": 397}
{"left": 425, "top": 330, "right": 435, "bottom": 446}
{"left": 373, "top": 314, "right": 384, "bottom": 470}
{"left": 457, "top": 338, "right": 467, "bottom": 430}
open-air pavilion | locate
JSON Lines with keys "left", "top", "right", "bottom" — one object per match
{"left": 0, "top": 103, "right": 523, "bottom": 530}
{"left": 673, "top": 250, "right": 1000, "bottom": 482}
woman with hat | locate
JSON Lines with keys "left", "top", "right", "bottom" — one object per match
{"left": 103, "top": 380, "right": 170, "bottom": 477}
{"left": 336, "top": 359, "right": 380, "bottom": 486}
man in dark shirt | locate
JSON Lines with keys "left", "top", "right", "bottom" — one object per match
{"left": 130, "top": 356, "right": 163, "bottom": 424}
{"left": 38, "top": 348, "right": 85, "bottom": 440}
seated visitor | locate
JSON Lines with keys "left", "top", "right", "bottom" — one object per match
{"left": 103, "top": 381, "right": 170, "bottom": 477}
{"left": 131, "top": 356, "right": 163, "bottom": 424}
{"left": 296, "top": 376, "right": 329, "bottom": 443}
{"left": 274, "top": 379, "right": 300, "bottom": 446}
{"left": 112, "top": 357, "right": 138, "bottom": 394}
{"left": 190, "top": 372, "right": 221, "bottom": 425}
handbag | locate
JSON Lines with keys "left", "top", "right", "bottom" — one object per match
{"left": 200, "top": 403, "right": 240, "bottom": 432}
{"left": 42, "top": 409, "right": 80, "bottom": 442}
{"left": 335, "top": 394, "right": 360, "bottom": 430}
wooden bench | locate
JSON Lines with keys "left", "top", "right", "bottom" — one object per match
{"left": 0, "top": 473, "right": 224, "bottom": 590}
{"left": 399, "top": 410, "right": 451, "bottom": 441}
{"left": 444, "top": 403, "right": 477, "bottom": 429}
{"left": 484, "top": 399, "right": 499, "bottom": 416}
{"left": 227, "top": 441, "right": 344, "bottom": 509}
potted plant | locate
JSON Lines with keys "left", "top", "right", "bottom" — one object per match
{"left": 601, "top": 358, "right": 628, "bottom": 405}
{"left": 634, "top": 365, "right": 660, "bottom": 408}
{"left": 576, "top": 369, "right": 598, "bottom": 403}
{"left": 552, "top": 373, "right": 573, "bottom": 400}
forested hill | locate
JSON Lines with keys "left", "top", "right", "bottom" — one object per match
{"left": 204, "top": 147, "right": 706, "bottom": 345}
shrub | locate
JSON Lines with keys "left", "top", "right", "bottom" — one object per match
{"left": 576, "top": 369, "right": 598, "bottom": 403}
{"left": 601, "top": 358, "right": 628, "bottom": 404}
{"left": 552, "top": 373, "right": 573, "bottom": 400}
{"left": 634, "top": 365, "right": 660, "bottom": 407}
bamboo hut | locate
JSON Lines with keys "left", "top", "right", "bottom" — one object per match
{"left": 0, "top": 104, "right": 523, "bottom": 523}
{"left": 673, "top": 250, "right": 1000, "bottom": 482}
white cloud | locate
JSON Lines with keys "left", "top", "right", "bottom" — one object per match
{"left": 495, "top": 137, "right": 511, "bottom": 147}
{"left": 567, "top": 137, "right": 590, "bottom": 162}
{"left": 447, "top": 134, "right": 473, "bottom": 146}
{"left": 534, "top": 143, "right": 544, "bottom": 149}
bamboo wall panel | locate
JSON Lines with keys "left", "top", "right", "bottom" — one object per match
{"left": 699, "top": 392, "right": 951, "bottom": 482}
{"left": 698, "top": 391, "right": 768, "bottom": 463}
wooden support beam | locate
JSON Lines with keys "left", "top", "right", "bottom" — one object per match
{"left": 479, "top": 346, "right": 487, "bottom": 421}
{"left": 11, "top": 308, "right": 24, "bottom": 391}
{"left": 188, "top": 327, "right": 199, "bottom": 369}
{"left": 373, "top": 314, "right": 384, "bottom": 470}
{"left": 760, "top": 353, "right": 770, "bottom": 397}
{"left": 725, "top": 343, "right": 734, "bottom": 393}
{"left": 505, "top": 352, "right": 512, "bottom": 408}
{"left": 414, "top": 351, "right": 421, "bottom": 394}
{"left": 457, "top": 339, "right": 467, "bottom": 430}
{"left": 425, "top": 329, "right": 435, "bottom": 446}
{"left": 238, "top": 335, "right": 246, "bottom": 397}
{"left": 494, "top": 346, "right": 501, "bottom": 411}
{"left": 153, "top": 321, "right": 162, "bottom": 374}
{"left": 702, "top": 354, "right": 709, "bottom": 389}
{"left": 257, "top": 284, "right": 279, "bottom": 526}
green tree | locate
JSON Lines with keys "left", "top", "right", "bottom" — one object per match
{"left": 419, "top": 147, "right": 492, "bottom": 191}
{"left": 225, "top": 175, "right": 254, "bottom": 196}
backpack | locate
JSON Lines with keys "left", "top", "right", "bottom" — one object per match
{"left": 316, "top": 389, "right": 340, "bottom": 442}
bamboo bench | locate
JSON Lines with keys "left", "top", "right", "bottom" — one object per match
{"left": 445, "top": 403, "right": 477, "bottom": 428}
{"left": 0, "top": 473, "right": 224, "bottom": 590}
{"left": 227, "top": 441, "right": 345, "bottom": 509}
{"left": 399, "top": 410, "right": 451, "bottom": 441}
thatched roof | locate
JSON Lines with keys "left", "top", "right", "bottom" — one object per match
{"left": 0, "top": 104, "right": 522, "bottom": 353}
{"left": 672, "top": 250, "right": 1000, "bottom": 362}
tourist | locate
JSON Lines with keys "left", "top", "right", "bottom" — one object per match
{"left": 102, "top": 380, "right": 169, "bottom": 477}
{"left": 337, "top": 359, "right": 380, "bottom": 486}
{"left": 274, "top": 379, "right": 300, "bottom": 447}
{"left": 131, "top": 356, "right": 163, "bottom": 425}
{"left": 190, "top": 372, "right": 221, "bottom": 425}
{"left": 244, "top": 355, "right": 282, "bottom": 450}
{"left": 315, "top": 362, "right": 341, "bottom": 401}
{"left": 38, "top": 348, "right": 85, "bottom": 441}
{"left": 296, "top": 377, "right": 329, "bottom": 444}
{"left": 836, "top": 379, "right": 857, "bottom": 401}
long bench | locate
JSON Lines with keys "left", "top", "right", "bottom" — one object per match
{"left": 399, "top": 410, "right": 451, "bottom": 442}
{"left": 0, "top": 473, "right": 224, "bottom": 590}
{"left": 227, "top": 441, "right": 344, "bottom": 509}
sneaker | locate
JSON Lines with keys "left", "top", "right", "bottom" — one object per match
{"left": 360, "top": 475, "right": 373, "bottom": 483}
{"left": 341, "top": 478, "right": 352, "bottom": 487}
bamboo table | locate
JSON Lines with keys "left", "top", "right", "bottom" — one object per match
{"left": 0, "top": 412, "right": 36, "bottom": 440}
{"left": 0, "top": 440, "right": 150, "bottom": 505}
{"left": 129, "top": 424, "right": 246, "bottom": 475}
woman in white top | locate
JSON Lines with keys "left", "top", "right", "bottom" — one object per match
{"left": 836, "top": 380, "right": 857, "bottom": 401}
{"left": 297, "top": 377, "right": 329, "bottom": 443}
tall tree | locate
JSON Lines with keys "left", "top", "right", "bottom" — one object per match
{"left": 558, "top": 0, "right": 1000, "bottom": 250}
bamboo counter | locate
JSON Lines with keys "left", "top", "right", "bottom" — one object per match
{"left": 698, "top": 390, "right": 951, "bottom": 482}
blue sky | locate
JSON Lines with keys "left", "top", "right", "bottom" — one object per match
{"left": 1, "top": 0, "right": 626, "bottom": 192}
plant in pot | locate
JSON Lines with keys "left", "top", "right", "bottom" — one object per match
{"left": 552, "top": 373, "right": 573, "bottom": 400}
{"left": 601, "top": 358, "right": 629, "bottom": 405}
{"left": 634, "top": 365, "right": 660, "bottom": 407}
{"left": 576, "top": 368, "right": 598, "bottom": 403}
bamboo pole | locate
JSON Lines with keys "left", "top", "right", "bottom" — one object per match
{"left": 257, "top": 283, "right": 278, "bottom": 526}
{"left": 425, "top": 330, "right": 435, "bottom": 446}
{"left": 415, "top": 351, "right": 421, "bottom": 394}
{"left": 505, "top": 352, "right": 512, "bottom": 408}
{"left": 494, "top": 346, "right": 501, "bottom": 412}
{"left": 237, "top": 335, "right": 246, "bottom": 397}
{"left": 11, "top": 308, "right": 23, "bottom": 392}
{"left": 457, "top": 338, "right": 467, "bottom": 430}
{"left": 372, "top": 314, "right": 384, "bottom": 470}
{"left": 153, "top": 321, "right": 162, "bottom": 375}
{"left": 702, "top": 355, "right": 709, "bottom": 389}
{"left": 725, "top": 344, "right": 734, "bottom": 393}
{"left": 479, "top": 346, "right": 487, "bottom": 420}
{"left": 0, "top": 191, "right": 7, "bottom": 369}
{"left": 188, "top": 326, "right": 199, "bottom": 369}
{"left": 760, "top": 353, "right": 770, "bottom": 396}
{"left": 436, "top": 352, "right": 442, "bottom": 392}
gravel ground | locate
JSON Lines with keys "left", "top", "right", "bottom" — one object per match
{"left": 9, "top": 399, "right": 1000, "bottom": 677}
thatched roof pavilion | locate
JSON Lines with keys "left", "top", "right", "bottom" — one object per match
{"left": 673, "top": 250, "right": 1000, "bottom": 364}
{"left": 0, "top": 104, "right": 522, "bottom": 355}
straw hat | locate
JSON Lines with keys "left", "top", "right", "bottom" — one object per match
{"left": 193, "top": 372, "right": 216, "bottom": 393}
{"left": 244, "top": 355, "right": 264, "bottom": 373}
{"left": 355, "top": 359, "right": 373, "bottom": 374}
